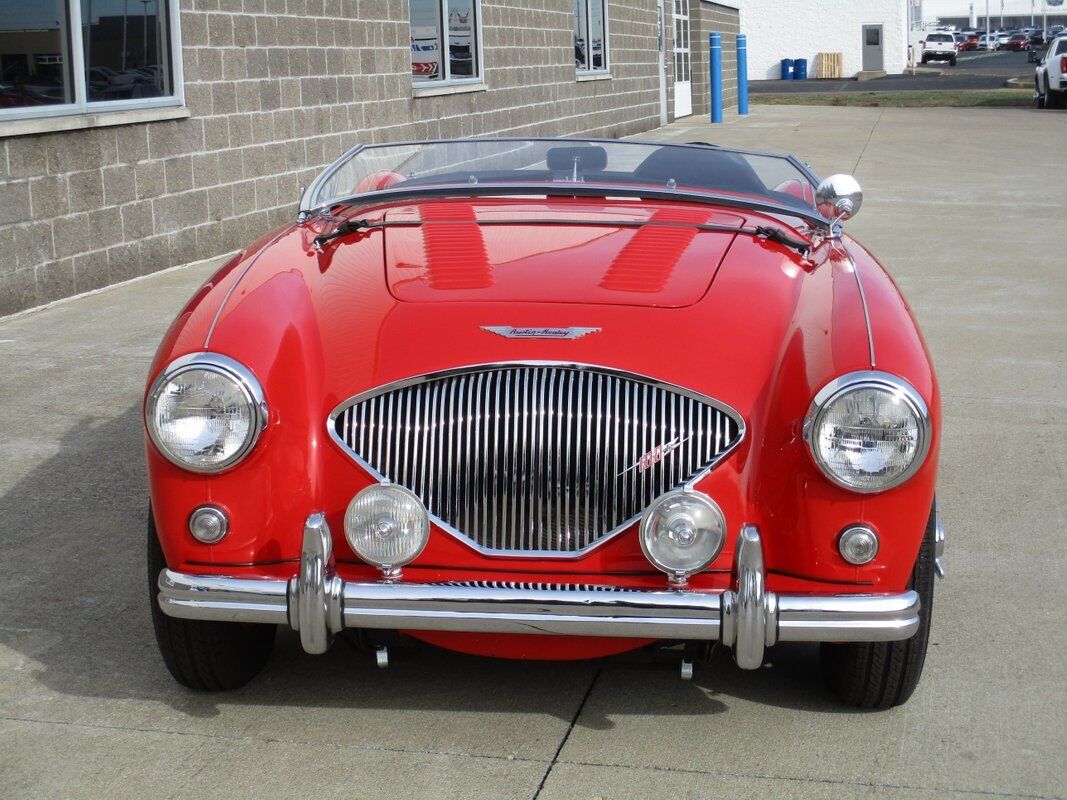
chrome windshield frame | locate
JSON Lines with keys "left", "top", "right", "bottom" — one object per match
{"left": 297, "top": 137, "right": 829, "bottom": 229}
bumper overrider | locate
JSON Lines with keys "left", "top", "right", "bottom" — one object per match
{"left": 158, "top": 514, "right": 921, "bottom": 670}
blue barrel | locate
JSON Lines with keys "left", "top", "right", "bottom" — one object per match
{"left": 780, "top": 58, "right": 794, "bottom": 80}
{"left": 794, "top": 58, "right": 808, "bottom": 80}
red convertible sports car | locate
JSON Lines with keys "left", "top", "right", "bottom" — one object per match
{"left": 146, "top": 138, "right": 944, "bottom": 708}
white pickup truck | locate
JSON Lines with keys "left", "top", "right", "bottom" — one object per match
{"left": 921, "top": 33, "right": 958, "bottom": 66}
{"left": 1036, "top": 36, "right": 1067, "bottom": 109}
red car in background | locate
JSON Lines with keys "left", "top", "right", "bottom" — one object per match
{"left": 958, "top": 33, "right": 979, "bottom": 51}
{"left": 1005, "top": 33, "right": 1031, "bottom": 51}
{"left": 145, "top": 138, "right": 944, "bottom": 709}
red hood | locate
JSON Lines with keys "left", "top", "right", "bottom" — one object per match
{"left": 382, "top": 201, "right": 747, "bottom": 308}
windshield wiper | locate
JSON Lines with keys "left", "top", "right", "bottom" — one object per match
{"left": 313, "top": 217, "right": 373, "bottom": 247}
{"left": 753, "top": 225, "right": 812, "bottom": 256}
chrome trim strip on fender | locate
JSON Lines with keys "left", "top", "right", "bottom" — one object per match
{"left": 203, "top": 226, "right": 295, "bottom": 349}
{"left": 837, "top": 240, "right": 876, "bottom": 368}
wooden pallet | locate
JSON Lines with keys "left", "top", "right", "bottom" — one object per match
{"left": 816, "top": 52, "right": 843, "bottom": 79}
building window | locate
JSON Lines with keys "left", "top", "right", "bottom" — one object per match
{"left": 574, "top": 0, "right": 609, "bottom": 73}
{"left": 0, "top": 0, "right": 182, "bottom": 124}
{"left": 409, "top": 0, "right": 482, "bottom": 86}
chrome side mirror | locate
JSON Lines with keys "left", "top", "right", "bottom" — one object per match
{"left": 815, "top": 174, "right": 863, "bottom": 227}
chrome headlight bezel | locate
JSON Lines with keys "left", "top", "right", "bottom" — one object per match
{"left": 804, "top": 371, "right": 931, "bottom": 494}
{"left": 145, "top": 353, "right": 268, "bottom": 474}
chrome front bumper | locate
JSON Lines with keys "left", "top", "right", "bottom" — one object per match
{"left": 158, "top": 514, "right": 921, "bottom": 670}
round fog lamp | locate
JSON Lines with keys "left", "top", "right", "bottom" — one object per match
{"left": 189, "top": 505, "right": 229, "bottom": 544}
{"left": 838, "top": 525, "right": 879, "bottom": 565}
{"left": 344, "top": 484, "right": 429, "bottom": 570}
{"left": 640, "top": 490, "right": 726, "bottom": 586}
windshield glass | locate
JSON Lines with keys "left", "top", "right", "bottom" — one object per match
{"left": 304, "top": 138, "right": 815, "bottom": 214}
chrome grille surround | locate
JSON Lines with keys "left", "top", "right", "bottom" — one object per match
{"left": 328, "top": 363, "right": 744, "bottom": 558}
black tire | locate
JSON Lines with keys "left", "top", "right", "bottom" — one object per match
{"left": 820, "top": 501, "right": 936, "bottom": 709}
{"left": 920, "top": 55, "right": 928, "bottom": 64}
{"left": 1036, "top": 79, "right": 1046, "bottom": 108}
{"left": 1049, "top": 88, "right": 1066, "bottom": 110}
{"left": 148, "top": 511, "right": 275, "bottom": 690}
{"left": 949, "top": 56, "right": 957, "bottom": 66}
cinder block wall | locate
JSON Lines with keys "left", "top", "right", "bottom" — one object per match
{"left": 0, "top": 0, "right": 735, "bottom": 316}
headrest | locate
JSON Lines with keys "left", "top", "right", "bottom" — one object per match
{"left": 546, "top": 145, "right": 608, "bottom": 173}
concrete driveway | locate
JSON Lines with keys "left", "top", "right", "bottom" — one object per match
{"left": 2, "top": 106, "right": 1064, "bottom": 800}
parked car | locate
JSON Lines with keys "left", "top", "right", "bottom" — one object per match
{"left": 959, "top": 32, "right": 980, "bottom": 50}
{"left": 146, "top": 137, "right": 944, "bottom": 708}
{"left": 978, "top": 33, "right": 1000, "bottom": 50}
{"left": 1035, "top": 36, "right": 1067, "bottom": 108}
{"left": 1005, "top": 33, "right": 1031, "bottom": 51}
{"left": 922, "top": 32, "right": 958, "bottom": 64}
{"left": 994, "top": 30, "right": 1015, "bottom": 49}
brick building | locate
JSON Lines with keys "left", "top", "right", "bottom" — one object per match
{"left": 0, "top": 0, "right": 739, "bottom": 316}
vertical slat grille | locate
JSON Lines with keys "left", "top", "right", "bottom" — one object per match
{"left": 332, "top": 366, "right": 742, "bottom": 554}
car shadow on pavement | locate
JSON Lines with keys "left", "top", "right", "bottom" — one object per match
{"left": 0, "top": 406, "right": 860, "bottom": 729}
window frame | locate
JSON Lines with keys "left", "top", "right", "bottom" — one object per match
{"left": 574, "top": 0, "right": 611, "bottom": 76}
{"left": 0, "top": 0, "right": 185, "bottom": 125}
{"left": 410, "top": 0, "right": 485, "bottom": 89}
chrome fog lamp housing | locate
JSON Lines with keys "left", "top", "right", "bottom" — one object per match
{"left": 146, "top": 353, "right": 267, "bottom": 473}
{"left": 805, "top": 371, "right": 931, "bottom": 493}
{"left": 344, "top": 484, "right": 429, "bottom": 576}
{"left": 639, "top": 489, "right": 726, "bottom": 587}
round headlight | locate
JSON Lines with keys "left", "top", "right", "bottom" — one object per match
{"left": 806, "top": 372, "right": 930, "bottom": 493}
{"left": 344, "top": 484, "right": 429, "bottom": 570}
{"left": 146, "top": 354, "right": 266, "bottom": 473}
{"left": 640, "top": 490, "right": 726, "bottom": 585}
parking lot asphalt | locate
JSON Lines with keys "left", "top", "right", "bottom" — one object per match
{"left": 2, "top": 105, "right": 1065, "bottom": 799}
{"left": 750, "top": 50, "right": 1035, "bottom": 93}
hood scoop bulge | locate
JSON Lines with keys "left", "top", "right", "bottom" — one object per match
{"left": 382, "top": 202, "right": 744, "bottom": 308}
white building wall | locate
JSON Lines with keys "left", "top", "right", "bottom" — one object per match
{"left": 741, "top": 0, "right": 909, "bottom": 80}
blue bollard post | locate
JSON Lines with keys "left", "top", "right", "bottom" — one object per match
{"left": 737, "top": 33, "right": 749, "bottom": 115}
{"left": 710, "top": 32, "right": 723, "bottom": 124}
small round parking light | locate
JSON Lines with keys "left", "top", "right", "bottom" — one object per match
{"left": 344, "top": 484, "right": 429, "bottom": 573}
{"left": 188, "top": 505, "right": 229, "bottom": 544}
{"left": 640, "top": 490, "right": 726, "bottom": 587}
{"left": 838, "top": 526, "right": 879, "bottom": 565}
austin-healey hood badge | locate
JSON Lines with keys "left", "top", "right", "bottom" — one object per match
{"left": 481, "top": 326, "right": 601, "bottom": 340}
